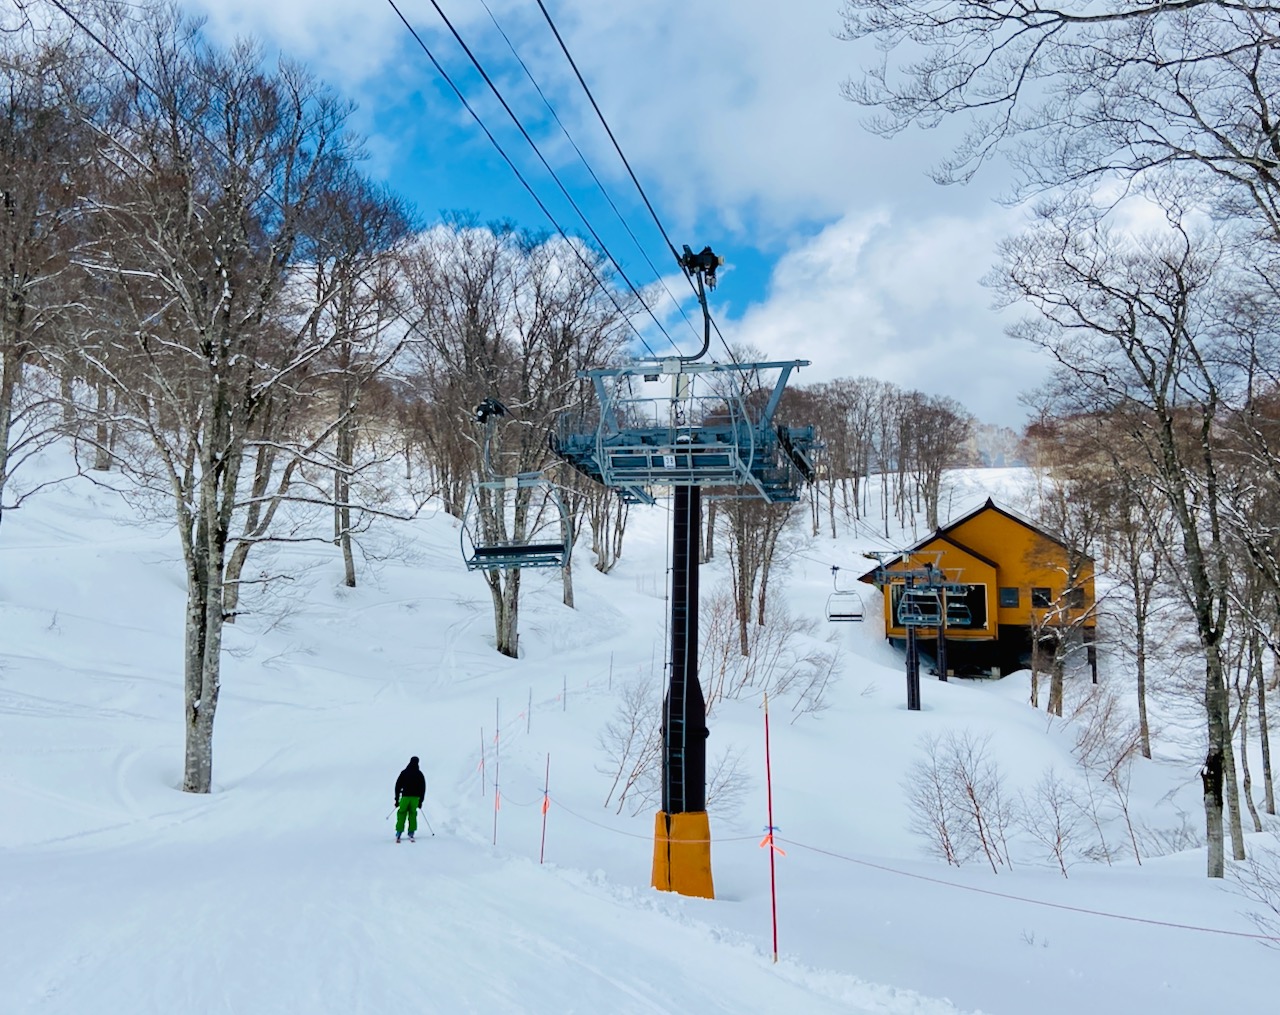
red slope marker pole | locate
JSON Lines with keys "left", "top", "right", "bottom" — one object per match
{"left": 539, "top": 753, "right": 551, "bottom": 864}
{"left": 763, "top": 691, "right": 780, "bottom": 963}
{"left": 493, "top": 699, "right": 501, "bottom": 846}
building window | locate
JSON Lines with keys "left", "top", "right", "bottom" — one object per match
{"left": 1031, "top": 587, "right": 1052, "bottom": 608}
{"left": 1066, "top": 586, "right": 1085, "bottom": 609}
{"left": 998, "top": 587, "right": 1020, "bottom": 608}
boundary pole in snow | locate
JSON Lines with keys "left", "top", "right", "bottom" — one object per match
{"left": 493, "top": 699, "right": 501, "bottom": 846}
{"left": 479, "top": 727, "right": 486, "bottom": 796}
{"left": 763, "top": 692, "right": 780, "bottom": 963}
{"left": 539, "top": 753, "right": 551, "bottom": 864}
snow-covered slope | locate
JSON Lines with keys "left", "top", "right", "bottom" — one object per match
{"left": 0, "top": 452, "right": 1272, "bottom": 1014}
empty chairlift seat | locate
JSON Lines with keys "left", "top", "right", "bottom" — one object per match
{"left": 897, "top": 588, "right": 942, "bottom": 626}
{"left": 460, "top": 476, "right": 572, "bottom": 572}
{"left": 826, "top": 591, "right": 865, "bottom": 623}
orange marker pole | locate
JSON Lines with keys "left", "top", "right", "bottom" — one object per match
{"left": 493, "top": 699, "right": 500, "bottom": 846}
{"left": 763, "top": 692, "right": 779, "bottom": 963}
{"left": 539, "top": 754, "right": 551, "bottom": 864}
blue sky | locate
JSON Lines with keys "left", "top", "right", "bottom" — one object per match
{"left": 182, "top": 0, "right": 1053, "bottom": 429}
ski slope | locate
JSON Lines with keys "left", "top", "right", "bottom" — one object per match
{"left": 0, "top": 452, "right": 1273, "bottom": 1014}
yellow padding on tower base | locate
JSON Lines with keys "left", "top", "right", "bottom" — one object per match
{"left": 651, "top": 811, "right": 715, "bottom": 899}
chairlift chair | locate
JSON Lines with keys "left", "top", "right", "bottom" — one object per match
{"left": 897, "top": 587, "right": 942, "bottom": 626}
{"left": 826, "top": 565, "right": 864, "bottom": 622}
{"left": 827, "top": 592, "right": 865, "bottom": 622}
{"left": 944, "top": 598, "right": 972, "bottom": 627}
{"left": 460, "top": 474, "right": 571, "bottom": 572}
{"left": 460, "top": 398, "right": 572, "bottom": 572}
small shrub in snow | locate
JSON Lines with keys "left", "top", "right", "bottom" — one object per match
{"left": 1018, "top": 768, "right": 1083, "bottom": 878}
{"left": 905, "top": 730, "right": 1013, "bottom": 871}
{"left": 1228, "top": 837, "right": 1280, "bottom": 949}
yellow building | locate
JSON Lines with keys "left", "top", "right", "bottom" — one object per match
{"left": 857, "top": 498, "right": 1097, "bottom": 677}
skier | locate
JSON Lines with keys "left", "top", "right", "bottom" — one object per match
{"left": 394, "top": 756, "right": 426, "bottom": 843}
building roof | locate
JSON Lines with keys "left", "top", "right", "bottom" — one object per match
{"left": 855, "top": 497, "right": 1089, "bottom": 584}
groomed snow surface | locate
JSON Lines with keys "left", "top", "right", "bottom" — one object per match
{"left": 1, "top": 453, "right": 1275, "bottom": 1014}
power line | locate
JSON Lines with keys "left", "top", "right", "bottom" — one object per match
{"left": 474, "top": 0, "right": 703, "bottom": 347}
{"left": 391, "top": 0, "right": 683, "bottom": 359}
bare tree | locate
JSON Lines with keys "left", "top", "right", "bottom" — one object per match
{"left": 78, "top": 12, "right": 362, "bottom": 793}
{"left": 1019, "top": 769, "right": 1082, "bottom": 878}
{"left": 721, "top": 497, "right": 795, "bottom": 655}
{"left": 597, "top": 676, "right": 662, "bottom": 815}
{"left": 839, "top": 0, "right": 1280, "bottom": 238}
{"left": 994, "top": 196, "right": 1239, "bottom": 875}
{"left": 0, "top": 25, "right": 102, "bottom": 525}
{"left": 905, "top": 730, "right": 1012, "bottom": 870}
{"left": 401, "top": 220, "right": 628, "bottom": 655}
{"left": 907, "top": 393, "right": 974, "bottom": 530}
{"left": 905, "top": 734, "right": 969, "bottom": 867}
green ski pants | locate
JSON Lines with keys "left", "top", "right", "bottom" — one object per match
{"left": 396, "top": 796, "right": 420, "bottom": 835}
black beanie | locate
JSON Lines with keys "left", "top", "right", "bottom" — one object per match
{"left": 409, "top": 756, "right": 419, "bottom": 766}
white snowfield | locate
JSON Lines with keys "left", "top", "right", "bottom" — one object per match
{"left": 0, "top": 453, "right": 1273, "bottom": 1014}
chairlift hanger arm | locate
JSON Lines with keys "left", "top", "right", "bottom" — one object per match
{"left": 675, "top": 244, "right": 723, "bottom": 363}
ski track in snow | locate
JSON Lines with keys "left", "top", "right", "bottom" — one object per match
{"left": 1, "top": 453, "right": 1273, "bottom": 1014}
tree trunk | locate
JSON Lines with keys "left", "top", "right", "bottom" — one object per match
{"left": 827, "top": 472, "right": 837, "bottom": 538}
{"left": 1134, "top": 594, "right": 1151, "bottom": 758}
{"left": 222, "top": 444, "right": 281, "bottom": 621}
{"left": 561, "top": 510, "right": 574, "bottom": 608}
{"left": 1261, "top": 654, "right": 1275, "bottom": 815}
{"left": 487, "top": 568, "right": 521, "bottom": 658}
{"left": 1239, "top": 696, "right": 1263, "bottom": 833}
{"left": 0, "top": 346, "right": 24, "bottom": 531}
{"left": 182, "top": 477, "right": 229, "bottom": 794}
{"left": 93, "top": 380, "right": 113, "bottom": 471}
{"left": 1202, "top": 743, "right": 1225, "bottom": 878}
{"left": 561, "top": 560, "right": 574, "bottom": 608}
{"left": 1221, "top": 732, "right": 1247, "bottom": 860}
{"left": 182, "top": 572, "right": 222, "bottom": 793}
{"left": 1047, "top": 639, "right": 1064, "bottom": 717}
{"left": 336, "top": 415, "right": 356, "bottom": 588}
{"left": 1029, "top": 631, "right": 1041, "bottom": 710}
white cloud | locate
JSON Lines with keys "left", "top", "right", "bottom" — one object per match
{"left": 181, "top": 0, "right": 997, "bottom": 237}
{"left": 176, "top": 0, "right": 1041, "bottom": 426}
{"left": 730, "top": 205, "right": 1054, "bottom": 428}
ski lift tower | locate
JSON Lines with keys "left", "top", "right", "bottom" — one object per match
{"left": 553, "top": 245, "right": 818, "bottom": 899}
{"left": 867, "top": 553, "right": 973, "bottom": 709}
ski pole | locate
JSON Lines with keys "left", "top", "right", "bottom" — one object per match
{"left": 421, "top": 810, "right": 435, "bottom": 836}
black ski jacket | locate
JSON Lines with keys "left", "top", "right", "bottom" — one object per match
{"left": 395, "top": 760, "right": 426, "bottom": 802}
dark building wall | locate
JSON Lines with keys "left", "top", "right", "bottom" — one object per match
{"left": 889, "top": 626, "right": 1035, "bottom": 677}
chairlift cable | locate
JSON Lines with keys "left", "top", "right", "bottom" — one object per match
{"left": 391, "top": 0, "right": 683, "bottom": 360}
{"left": 475, "top": 0, "right": 703, "bottom": 347}
{"left": 45, "top": 0, "right": 456, "bottom": 388}
{"left": 534, "top": 0, "right": 747, "bottom": 364}
{"left": 533, "top": 0, "right": 685, "bottom": 273}
{"left": 381, "top": 0, "right": 665, "bottom": 363}
{"left": 44, "top": 0, "right": 658, "bottom": 399}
